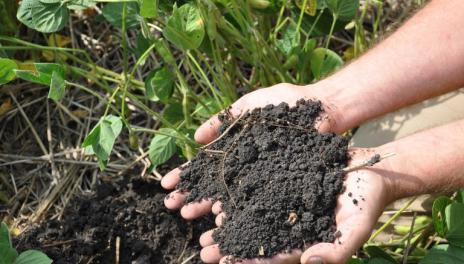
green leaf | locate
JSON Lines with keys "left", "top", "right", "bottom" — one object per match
{"left": 420, "top": 244, "right": 464, "bottom": 264}
{"left": 14, "top": 63, "right": 64, "bottom": 86}
{"left": 68, "top": 0, "right": 96, "bottom": 10}
{"left": 0, "top": 58, "right": 17, "bottom": 85}
{"left": 456, "top": 190, "right": 464, "bottom": 203}
{"left": 276, "top": 24, "right": 300, "bottom": 56}
{"left": 140, "top": 0, "right": 158, "bottom": 18}
{"left": 82, "top": 115, "right": 123, "bottom": 170}
{"left": 16, "top": 0, "right": 37, "bottom": 29}
{"left": 310, "top": 47, "right": 343, "bottom": 80}
{"left": 102, "top": 2, "right": 141, "bottom": 29}
{"left": 14, "top": 250, "right": 52, "bottom": 264}
{"left": 433, "top": 196, "right": 453, "bottom": 236}
{"left": 0, "top": 223, "right": 18, "bottom": 264}
{"left": 364, "top": 246, "right": 397, "bottom": 263}
{"left": 38, "top": 0, "right": 60, "bottom": 3}
{"left": 194, "top": 98, "right": 221, "bottom": 118}
{"left": 145, "top": 67, "right": 175, "bottom": 102}
{"left": 48, "top": 71, "right": 66, "bottom": 102}
{"left": 163, "top": 102, "right": 184, "bottom": 124}
{"left": 326, "top": 0, "right": 359, "bottom": 21}
{"left": 163, "top": 3, "right": 205, "bottom": 50}
{"left": 32, "top": 1, "right": 69, "bottom": 33}
{"left": 149, "top": 128, "right": 177, "bottom": 169}
{"left": 368, "top": 258, "right": 396, "bottom": 264}
{"left": 446, "top": 203, "right": 464, "bottom": 247}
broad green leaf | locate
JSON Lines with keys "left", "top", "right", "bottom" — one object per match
{"left": 163, "top": 102, "right": 184, "bottom": 124}
{"left": 82, "top": 115, "right": 123, "bottom": 170}
{"left": 432, "top": 196, "right": 453, "bottom": 236}
{"left": 48, "top": 71, "right": 66, "bottom": 102}
{"left": 68, "top": 0, "right": 96, "bottom": 10}
{"left": 0, "top": 223, "right": 18, "bottom": 264}
{"left": 14, "top": 63, "right": 64, "bottom": 86}
{"left": 154, "top": 39, "right": 176, "bottom": 65}
{"left": 275, "top": 24, "right": 300, "bottom": 56}
{"left": 16, "top": 0, "right": 38, "bottom": 29}
{"left": 32, "top": 1, "right": 69, "bottom": 33}
{"left": 145, "top": 67, "right": 175, "bottom": 102}
{"left": 38, "top": 0, "right": 60, "bottom": 3}
{"left": 310, "top": 48, "right": 343, "bottom": 80}
{"left": 163, "top": 3, "right": 205, "bottom": 50}
{"left": 194, "top": 98, "right": 221, "bottom": 118}
{"left": 0, "top": 58, "right": 17, "bottom": 85}
{"left": 140, "top": 0, "right": 158, "bottom": 18}
{"left": 14, "top": 250, "right": 52, "bottom": 264}
{"left": 347, "top": 258, "right": 365, "bottom": 264}
{"left": 149, "top": 128, "right": 177, "bottom": 168}
{"left": 364, "top": 246, "right": 397, "bottom": 263}
{"left": 368, "top": 258, "right": 395, "bottom": 264}
{"left": 326, "top": 0, "right": 359, "bottom": 21}
{"left": 420, "top": 244, "right": 464, "bottom": 264}
{"left": 446, "top": 203, "right": 464, "bottom": 247}
{"left": 102, "top": 2, "right": 141, "bottom": 29}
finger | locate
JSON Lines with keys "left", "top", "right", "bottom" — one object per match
{"left": 300, "top": 215, "right": 373, "bottom": 264}
{"left": 164, "top": 190, "right": 186, "bottom": 210}
{"left": 219, "top": 250, "right": 301, "bottom": 264}
{"left": 215, "top": 212, "right": 226, "bottom": 226}
{"left": 201, "top": 244, "right": 223, "bottom": 263}
{"left": 194, "top": 105, "right": 243, "bottom": 144}
{"left": 200, "top": 229, "right": 217, "bottom": 247}
{"left": 161, "top": 167, "right": 182, "bottom": 190}
{"left": 180, "top": 199, "right": 213, "bottom": 220}
{"left": 195, "top": 115, "right": 222, "bottom": 145}
{"left": 212, "top": 201, "right": 223, "bottom": 215}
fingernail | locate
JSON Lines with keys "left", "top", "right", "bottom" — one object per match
{"left": 307, "top": 256, "right": 324, "bottom": 264}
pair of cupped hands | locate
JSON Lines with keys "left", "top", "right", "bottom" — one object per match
{"left": 161, "top": 84, "right": 395, "bottom": 264}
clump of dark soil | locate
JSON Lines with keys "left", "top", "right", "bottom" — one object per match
{"left": 16, "top": 170, "right": 214, "bottom": 264}
{"left": 178, "top": 100, "right": 349, "bottom": 259}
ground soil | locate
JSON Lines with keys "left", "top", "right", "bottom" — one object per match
{"left": 15, "top": 162, "right": 214, "bottom": 264}
{"left": 178, "top": 100, "right": 349, "bottom": 259}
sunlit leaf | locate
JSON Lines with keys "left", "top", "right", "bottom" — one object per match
{"left": 68, "top": 0, "right": 96, "bottom": 10}
{"left": 14, "top": 63, "right": 64, "bottom": 86}
{"left": 433, "top": 196, "right": 453, "bottom": 237}
{"left": 145, "top": 67, "right": 175, "bottom": 102}
{"left": 163, "top": 3, "right": 205, "bottom": 50}
{"left": 48, "top": 71, "right": 66, "bottom": 102}
{"left": 102, "top": 2, "right": 141, "bottom": 29}
{"left": 140, "top": 0, "right": 158, "bottom": 18}
{"left": 310, "top": 47, "right": 343, "bottom": 79}
{"left": 0, "top": 58, "right": 17, "bottom": 85}
{"left": 82, "top": 115, "right": 123, "bottom": 170}
{"left": 326, "top": 0, "right": 359, "bottom": 21}
{"left": 149, "top": 128, "right": 177, "bottom": 169}
{"left": 16, "top": 0, "right": 38, "bottom": 29}
{"left": 446, "top": 203, "right": 464, "bottom": 247}
{"left": 32, "top": 1, "right": 69, "bottom": 33}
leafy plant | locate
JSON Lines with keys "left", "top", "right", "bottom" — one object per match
{"left": 0, "top": 223, "right": 52, "bottom": 264}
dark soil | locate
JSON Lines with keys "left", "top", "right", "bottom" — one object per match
{"left": 16, "top": 165, "right": 214, "bottom": 264}
{"left": 178, "top": 100, "right": 349, "bottom": 259}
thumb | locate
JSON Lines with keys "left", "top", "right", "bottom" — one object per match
{"left": 300, "top": 215, "right": 374, "bottom": 264}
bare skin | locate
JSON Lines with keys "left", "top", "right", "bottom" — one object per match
{"left": 162, "top": 0, "right": 464, "bottom": 263}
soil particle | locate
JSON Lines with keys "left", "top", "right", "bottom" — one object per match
{"left": 16, "top": 168, "right": 214, "bottom": 264}
{"left": 178, "top": 100, "right": 349, "bottom": 258}
{"left": 353, "top": 199, "right": 358, "bottom": 206}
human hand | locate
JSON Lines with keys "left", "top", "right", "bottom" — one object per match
{"left": 161, "top": 83, "right": 346, "bottom": 220}
{"left": 198, "top": 149, "right": 395, "bottom": 264}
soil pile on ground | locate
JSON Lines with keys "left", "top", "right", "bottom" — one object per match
{"left": 178, "top": 100, "right": 349, "bottom": 258}
{"left": 16, "top": 171, "right": 214, "bottom": 264}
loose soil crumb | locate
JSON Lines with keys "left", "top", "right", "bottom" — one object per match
{"left": 16, "top": 169, "right": 214, "bottom": 264}
{"left": 178, "top": 100, "right": 349, "bottom": 258}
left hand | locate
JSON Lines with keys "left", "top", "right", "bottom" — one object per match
{"left": 198, "top": 148, "right": 396, "bottom": 264}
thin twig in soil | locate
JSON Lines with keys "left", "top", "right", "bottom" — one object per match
{"left": 42, "top": 239, "right": 78, "bottom": 248}
{"left": 116, "top": 236, "right": 121, "bottom": 264}
{"left": 200, "top": 110, "right": 249, "bottom": 150}
{"left": 343, "top": 152, "right": 396, "bottom": 172}
{"left": 180, "top": 253, "right": 197, "bottom": 264}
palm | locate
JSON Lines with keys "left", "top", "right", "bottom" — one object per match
{"left": 198, "top": 153, "right": 392, "bottom": 264}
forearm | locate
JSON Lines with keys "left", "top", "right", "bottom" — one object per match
{"left": 313, "top": 0, "right": 464, "bottom": 132}
{"left": 373, "top": 119, "right": 464, "bottom": 201}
